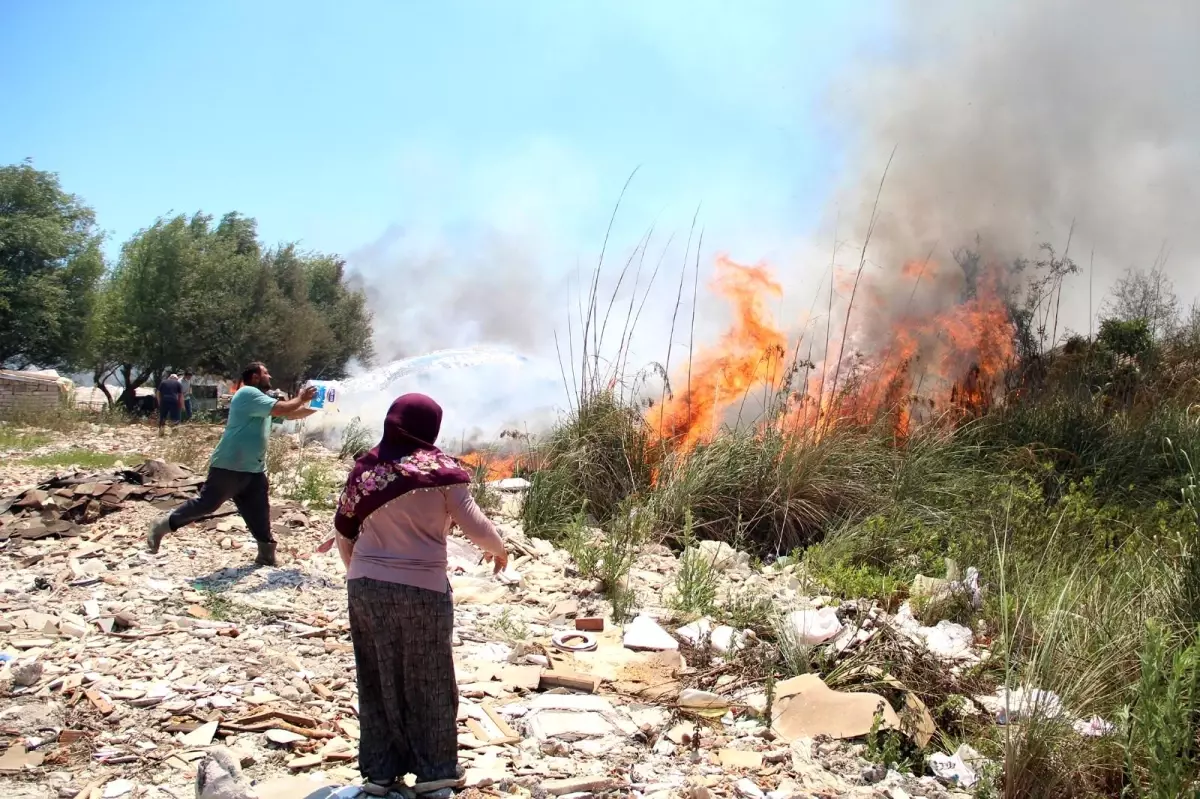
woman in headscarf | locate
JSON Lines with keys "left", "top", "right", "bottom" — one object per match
{"left": 331, "top": 393, "right": 508, "bottom": 796}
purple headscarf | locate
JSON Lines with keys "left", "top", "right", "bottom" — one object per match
{"left": 333, "top": 393, "right": 470, "bottom": 540}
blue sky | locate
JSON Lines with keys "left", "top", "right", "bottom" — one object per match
{"left": 2, "top": 1, "right": 888, "bottom": 254}
{"left": 2, "top": 0, "right": 896, "bottom": 375}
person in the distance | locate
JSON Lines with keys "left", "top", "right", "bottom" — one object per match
{"left": 156, "top": 373, "right": 184, "bottom": 435}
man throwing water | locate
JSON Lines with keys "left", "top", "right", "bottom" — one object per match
{"left": 147, "top": 362, "right": 318, "bottom": 566}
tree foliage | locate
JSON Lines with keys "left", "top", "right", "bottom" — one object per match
{"left": 0, "top": 161, "right": 375, "bottom": 403}
{"left": 90, "top": 212, "right": 373, "bottom": 406}
{"left": 1104, "top": 264, "right": 1181, "bottom": 339}
{"left": 0, "top": 162, "right": 106, "bottom": 369}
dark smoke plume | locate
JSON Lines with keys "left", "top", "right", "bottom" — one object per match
{"left": 834, "top": 0, "right": 1200, "bottom": 336}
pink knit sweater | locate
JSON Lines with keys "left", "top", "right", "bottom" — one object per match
{"left": 338, "top": 484, "right": 505, "bottom": 593}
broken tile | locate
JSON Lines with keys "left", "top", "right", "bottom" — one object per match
{"left": 623, "top": 615, "right": 678, "bottom": 651}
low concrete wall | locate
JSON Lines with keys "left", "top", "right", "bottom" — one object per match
{"left": 0, "top": 371, "right": 64, "bottom": 414}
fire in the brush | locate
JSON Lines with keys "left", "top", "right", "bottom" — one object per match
{"left": 645, "top": 256, "right": 789, "bottom": 453}
{"left": 646, "top": 253, "right": 1016, "bottom": 452}
{"left": 458, "top": 452, "right": 521, "bottom": 481}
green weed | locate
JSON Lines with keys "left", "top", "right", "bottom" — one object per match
{"left": 339, "top": 416, "right": 372, "bottom": 460}
{"left": 0, "top": 427, "right": 51, "bottom": 451}
{"left": 670, "top": 510, "right": 719, "bottom": 618}
{"left": 19, "top": 449, "right": 144, "bottom": 469}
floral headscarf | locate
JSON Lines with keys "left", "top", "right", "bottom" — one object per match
{"left": 332, "top": 393, "right": 470, "bottom": 540}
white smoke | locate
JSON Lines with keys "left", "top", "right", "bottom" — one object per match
{"left": 305, "top": 347, "right": 566, "bottom": 453}
{"left": 831, "top": 0, "right": 1200, "bottom": 338}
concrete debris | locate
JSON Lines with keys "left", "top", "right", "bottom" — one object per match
{"left": 0, "top": 425, "right": 983, "bottom": 799}
{"left": 688, "top": 540, "right": 750, "bottom": 572}
{"left": 785, "top": 607, "right": 843, "bottom": 645}
{"left": 770, "top": 674, "right": 901, "bottom": 741}
{"left": 623, "top": 614, "right": 678, "bottom": 651}
{"left": 734, "top": 777, "right": 765, "bottom": 798}
{"left": 0, "top": 459, "right": 203, "bottom": 539}
{"left": 0, "top": 743, "right": 45, "bottom": 774}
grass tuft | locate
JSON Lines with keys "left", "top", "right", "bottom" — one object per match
{"left": 19, "top": 449, "right": 144, "bottom": 469}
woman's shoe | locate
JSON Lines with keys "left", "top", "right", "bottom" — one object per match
{"left": 254, "top": 541, "right": 278, "bottom": 567}
{"left": 361, "top": 780, "right": 395, "bottom": 797}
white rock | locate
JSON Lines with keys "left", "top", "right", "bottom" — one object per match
{"left": 785, "top": 607, "right": 843, "bottom": 645}
{"left": 690, "top": 540, "right": 750, "bottom": 572}
{"left": 734, "top": 778, "right": 765, "bottom": 799}
{"left": 102, "top": 780, "right": 136, "bottom": 798}
{"left": 623, "top": 615, "right": 678, "bottom": 651}
{"left": 709, "top": 625, "right": 748, "bottom": 654}
{"left": 675, "top": 618, "right": 713, "bottom": 647}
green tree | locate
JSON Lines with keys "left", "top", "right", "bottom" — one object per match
{"left": 0, "top": 161, "right": 105, "bottom": 368}
{"left": 1104, "top": 264, "right": 1181, "bottom": 339}
{"left": 91, "top": 211, "right": 373, "bottom": 405}
{"left": 231, "top": 245, "right": 374, "bottom": 389}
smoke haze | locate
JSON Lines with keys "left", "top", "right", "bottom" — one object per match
{"left": 336, "top": 0, "right": 1200, "bottom": 444}
{"left": 834, "top": 0, "right": 1200, "bottom": 337}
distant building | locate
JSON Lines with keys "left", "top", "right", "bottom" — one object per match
{"left": 0, "top": 370, "right": 70, "bottom": 414}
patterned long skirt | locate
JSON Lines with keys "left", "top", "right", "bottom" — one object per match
{"left": 347, "top": 578, "right": 459, "bottom": 784}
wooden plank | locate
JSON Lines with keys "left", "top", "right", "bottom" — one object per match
{"left": 222, "top": 720, "right": 333, "bottom": 739}
{"left": 84, "top": 688, "right": 114, "bottom": 716}
{"left": 465, "top": 719, "right": 489, "bottom": 742}
{"left": 538, "top": 670, "right": 597, "bottom": 693}
{"left": 481, "top": 703, "right": 520, "bottom": 740}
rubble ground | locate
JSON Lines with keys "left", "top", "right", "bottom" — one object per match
{"left": 1, "top": 420, "right": 976, "bottom": 799}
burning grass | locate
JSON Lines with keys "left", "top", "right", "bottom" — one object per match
{"left": 504, "top": 240, "right": 1200, "bottom": 795}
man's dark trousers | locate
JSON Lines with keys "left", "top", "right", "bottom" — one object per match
{"left": 167, "top": 467, "right": 273, "bottom": 543}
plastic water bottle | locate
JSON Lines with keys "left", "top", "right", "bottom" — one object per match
{"left": 305, "top": 381, "right": 339, "bottom": 412}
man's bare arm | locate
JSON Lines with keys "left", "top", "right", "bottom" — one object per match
{"left": 269, "top": 387, "right": 317, "bottom": 417}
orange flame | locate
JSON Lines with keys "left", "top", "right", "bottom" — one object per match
{"left": 647, "top": 254, "right": 1016, "bottom": 452}
{"left": 646, "top": 256, "right": 789, "bottom": 452}
{"left": 458, "top": 452, "right": 522, "bottom": 481}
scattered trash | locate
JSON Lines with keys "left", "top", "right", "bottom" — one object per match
{"left": 979, "top": 686, "right": 1065, "bottom": 724}
{"left": 918, "top": 620, "right": 976, "bottom": 661}
{"left": 551, "top": 630, "right": 598, "bottom": 652}
{"left": 929, "top": 743, "right": 986, "bottom": 788}
{"left": 0, "top": 430, "right": 1003, "bottom": 798}
{"left": 678, "top": 688, "right": 730, "bottom": 712}
{"left": 1073, "top": 715, "right": 1116, "bottom": 737}
{"left": 623, "top": 614, "right": 679, "bottom": 651}
{"left": 785, "top": 607, "right": 843, "bottom": 645}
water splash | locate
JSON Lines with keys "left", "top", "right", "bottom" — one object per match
{"left": 304, "top": 346, "right": 565, "bottom": 451}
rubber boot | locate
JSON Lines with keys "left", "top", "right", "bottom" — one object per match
{"left": 146, "top": 516, "right": 171, "bottom": 554}
{"left": 254, "top": 541, "right": 278, "bottom": 567}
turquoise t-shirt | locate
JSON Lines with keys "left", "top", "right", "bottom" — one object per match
{"left": 209, "top": 386, "right": 279, "bottom": 473}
